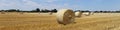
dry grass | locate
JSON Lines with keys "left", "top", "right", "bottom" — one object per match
{"left": 0, "top": 12, "right": 120, "bottom": 30}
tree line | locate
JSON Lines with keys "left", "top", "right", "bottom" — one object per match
{"left": 0, "top": 8, "right": 57, "bottom": 13}
{"left": 75, "top": 10, "right": 120, "bottom": 13}
{"left": 0, "top": 8, "right": 120, "bottom": 13}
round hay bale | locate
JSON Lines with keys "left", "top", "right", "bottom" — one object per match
{"left": 49, "top": 12, "right": 53, "bottom": 15}
{"left": 1, "top": 11, "right": 5, "bottom": 14}
{"left": 56, "top": 9, "right": 75, "bottom": 25}
{"left": 75, "top": 11, "right": 83, "bottom": 17}
{"left": 83, "top": 12, "right": 91, "bottom": 16}
{"left": 91, "top": 12, "right": 94, "bottom": 15}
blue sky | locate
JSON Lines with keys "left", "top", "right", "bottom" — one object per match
{"left": 0, "top": 0, "right": 120, "bottom": 11}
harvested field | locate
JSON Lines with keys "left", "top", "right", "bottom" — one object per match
{"left": 0, "top": 12, "right": 120, "bottom": 30}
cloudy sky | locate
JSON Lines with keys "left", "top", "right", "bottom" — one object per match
{"left": 0, "top": 0, "right": 120, "bottom": 11}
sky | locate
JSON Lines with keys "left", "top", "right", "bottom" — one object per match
{"left": 0, "top": 0, "right": 120, "bottom": 11}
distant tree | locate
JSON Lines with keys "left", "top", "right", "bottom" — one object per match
{"left": 115, "top": 10, "right": 120, "bottom": 13}
{"left": 44, "top": 9, "right": 50, "bottom": 12}
{"left": 94, "top": 11, "right": 99, "bottom": 13}
{"left": 31, "top": 10, "right": 37, "bottom": 12}
{"left": 51, "top": 9, "right": 57, "bottom": 12}
{"left": 36, "top": 8, "right": 40, "bottom": 12}
{"left": 41, "top": 9, "right": 44, "bottom": 12}
{"left": 0, "top": 10, "right": 5, "bottom": 12}
{"left": 99, "top": 11, "right": 103, "bottom": 13}
{"left": 41, "top": 9, "right": 50, "bottom": 13}
{"left": 7, "top": 9, "right": 17, "bottom": 12}
{"left": 16, "top": 9, "right": 20, "bottom": 12}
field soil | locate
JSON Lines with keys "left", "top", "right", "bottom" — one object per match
{"left": 0, "top": 12, "right": 120, "bottom": 30}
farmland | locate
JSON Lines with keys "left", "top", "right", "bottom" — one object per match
{"left": 0, "top": 12, "right": 120, "bottom": 30}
